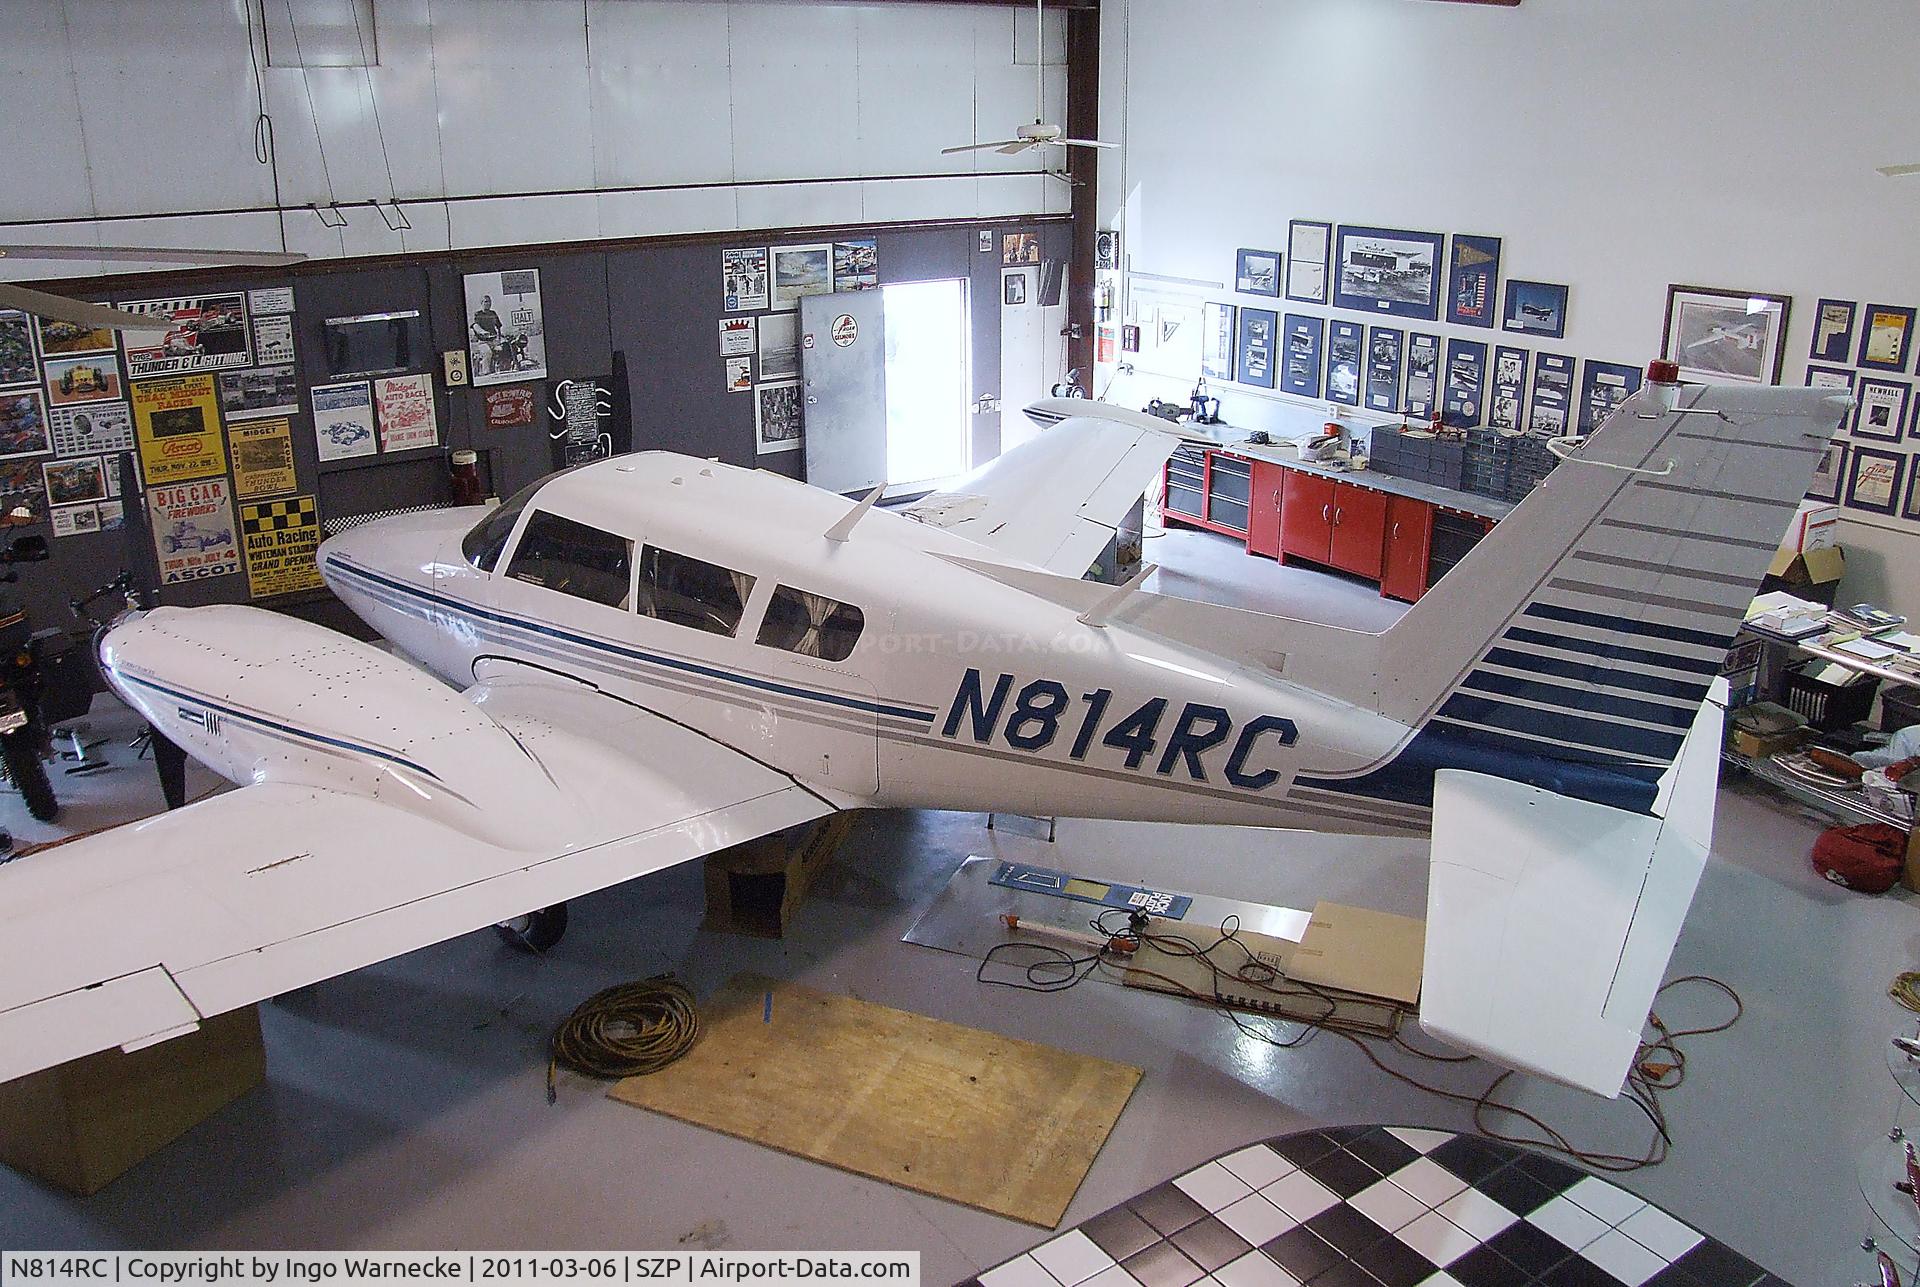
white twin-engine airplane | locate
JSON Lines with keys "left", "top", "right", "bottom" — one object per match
{"left": 0, "top": 374, "right": 1844, "bottom": 1099}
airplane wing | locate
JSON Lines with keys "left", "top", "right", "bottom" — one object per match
{"left": 0, "top": 675, "right": 831, "bottom": 1082}
{"left": 899, "top": 399, "right": 1182, "bottom": 576}
{"left": 1417, "top": 682, "right": 1726, "bottom": 1097}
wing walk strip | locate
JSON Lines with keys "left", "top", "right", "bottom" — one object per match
{"left": 1673, "top": 429, "right": 1826, "bottom": 453}
{"left": 1426, "top": 717, "right": 1672, "bottom": 768}
{"left": 331, "top": 558, "right": 1370, "bottom": 818}
{"left": 1500, "top": 626, "right": 1724, "bottom": 675}
{"left": 1477, "top": 648, "right": 1711, "bottom": 702}
{"left": 1633, "top": 480, "right": 1801, "bottom": 510}
{"left": 1597, "top": 518, "right": 1778, "bottom": 553}
{"left": 1545, "top": 579, "right": 1750, "bottom": 617}
{"left": 1569, "top": 551, "right": 1761, "bottom": 590}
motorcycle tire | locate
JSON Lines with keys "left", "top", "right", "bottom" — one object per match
{"left": 2, "top": 730, "right": 58, "bottom": 822}
{"left": 493, "top": 903, "right": 569, "bottom": 953}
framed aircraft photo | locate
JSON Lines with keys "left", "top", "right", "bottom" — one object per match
{"left": 1502, "top": 280, "right": 1568, "bottom": 340}
{"left": 1332, "top": 226, "right": 1444, "bottom": 321}
{"left": 1235, "top": 248, "right": 1282, "bottom": 298}
{"left": 1661, "top": 285, "right": 1791, "bottom": 385}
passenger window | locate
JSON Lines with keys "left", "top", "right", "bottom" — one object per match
{"left": 504, "top": 511, "right": 633, "bottom": 609}
{"left": 637, "top": 545, "right": 753, "bottom": 637}
{"left": 756, "top": 585, "right": 865, "bottom": 663}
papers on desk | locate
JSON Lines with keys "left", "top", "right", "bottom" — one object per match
{"left": 1835, "top": 638, "right": 1901, "bottom": 661}
{"left": 1745, "top": 590, "right": 1830, "bottom": 641}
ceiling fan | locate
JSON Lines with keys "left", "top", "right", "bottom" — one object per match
{"left": 941, "top": 0, "right": 1117, "bottom": 158}
{"left": 1879, "top": 164, "right": 1920, "bottom": 178}
{"left": 0, "top": 243, "right": 307, "bottom": 332}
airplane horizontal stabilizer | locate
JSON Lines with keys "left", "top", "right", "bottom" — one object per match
{"left": 1417, "top": 680, "right": 1726, "bottom": 1097}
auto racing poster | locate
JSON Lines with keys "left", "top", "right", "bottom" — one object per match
{"left": 312, "top": 380, "right": 375, "bottom": 461}
{"left": 229, "top": 418, "right": 298, "bottom": 498}
{"left": 131, "top": 374, "right": 225, "bottom": 484}
{"left": 149, "top": 478, "right": 241, "bottom": 584}
{"left": 241, "top": 493, "right": 322, "bottom": 599}
{"left": 120, "top": 294, "right": 252, "bottom": 379}
{"left": 373, "top": 373, "right": 438, "bottom": 453}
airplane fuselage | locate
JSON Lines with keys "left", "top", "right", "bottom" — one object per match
{"left": 317, "top": 454, "right": 1425, "bottom": 838}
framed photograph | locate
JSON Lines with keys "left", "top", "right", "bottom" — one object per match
{"left": 1279, "top": 314, "right": 1323, "bottom": 399}
{"left": 217, "top": 365, "right": 299, "bottom": 421}
{"left": 1403, "top": 333, "right": 1441, "bottom": 418}
{"left": 1502, "top": 280, "right": 1569, "bottom": 340}
{"left": 1661, "top": 285, "right": 1791, "bottom": 385}
{"left": 0, "top": 311, "right": 36, "bottom": 387}
{"left": 1325, "top": 321, "right": 1362, "bottom": 406}
{"left": 42, "top": 456, "right": 106, "bottom": 507}
{"left": 1237, "top": 308, "right": 1278, "bottom": 390}
{"left": 1809, "top": 298, "right": 1857, "bottom": 364}
{"left": 1528, "top": 353, "right": 1576, "bottom": 437}
{"left": 757, "top": 313, "right": 798, "bottom": 381}
{"left": 1235, "top": 249, "right": 1282, "bottom": 298}
{"left": 1846, "top": 445, "right": 1903, "bottom": 515}
{"left": 754, "top": 381, "right": 802, "bottom": 454}
{"left": 1579, "top": 360, "right": 1643, "bottom": 434}
{"left": 833, "top": 240, "right": 878, "bottom": 292}
{"left": 1446, "top": 234, "right": 1502, "bottom": 329}
{"left": 1121, "top": 324, "right": 1140, "bottom": 353}
{"left": 1202, "top": 302, "right": 1237, "bottom": 382}
{"left": 1285, "top": 221, "right": 1331, "bottom": 304}
{"left": 1002, "top": 233, "right": 1041, "bottom": 267}
{"left": 311, "top": 380, "right": 376, "bottom": 462}
{"left": 43, "top": 356, "right": 121, "bottom": 407}
{"left": 463, "top": 268, "right": 547, "bottom": 386}
{"left": 1805, "top": 364, "right": 1854, "bottom": 393}
{"left": 1488, "top": 346, "right": 1529, "bottom": 432}
{"left": 771, "top": 244, "right": 834, "bottom": 310}
{"left": 1901, "top": 459, "right": 1920, "bottom": 522}
{"left": 0, "top": 389, "right": 50, "bottom": 459}
{"left": 1003, "top": 273, "right": 1028, "bottom": 307}
{"left": 1443, "top": 338, "right": 1488, "bottom": 427}
{"left": 32, "top": 316, "right": 114, "bottom": 359}
{"left": 50, "top": 400, "right": 133, "bottom": 457}
{"left": 1859, "top": 304, "right": 1917, "bottom": 373}
{"left": 1808, "top": 441, "right": 1846, "bottom": 503}
{"left": 0, "top": 460, "right": 49, "bottom": 524}
{"left": 1853, "top": 377, "right": 1911, "bottom": 442}
{"left": 1333, "top": 226, "right": 1444, "bottom": 320}
{"left": 1365, "top": 327, "right": 1405, "bottom": 414}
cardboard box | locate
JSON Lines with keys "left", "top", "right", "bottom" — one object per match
{"left": 0, "top": 1007, "right": 265, "bottom": 1194}
{"left": 1763, "top": 544, "right": 1845, "bottom": 606}
{"left": 1729, "top": 725, "right": 1809, "bottom": 759}
{"left": 1788, "top": 500, "right": 1839, "bottom": 553}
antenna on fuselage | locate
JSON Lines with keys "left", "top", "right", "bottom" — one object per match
{"left": 824, "top": 485, "right": 885, "bottom": 543}
{"left": 1077, "top": 562, "right": 1157, "bottom": 628}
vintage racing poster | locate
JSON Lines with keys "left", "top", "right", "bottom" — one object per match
{"left": 120, "top": 295, "right": 252, "bottom": 379}
{"left": 51, "top": 399, "right": 134, "bottom": 457}
{"left": 131, "top": 374, "right": 225, "bottom": 484}
{"left": 241, "top": 494, "right": 322, "bottom": 598}
{"left": 312, "top": 380, "right": 375, "bottom": 461}
{"left": 149, "top": 478, "right": 241, "bottom": 584}
{"left": 373, "top": 373, "right": 438, "bottom": 452}
{"left": 229, "top": 417, "right": 298, "bottom": 498}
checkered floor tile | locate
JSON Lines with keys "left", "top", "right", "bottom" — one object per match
{"left": 966, "top": 1127, "right": 1789, "bottom": 1287}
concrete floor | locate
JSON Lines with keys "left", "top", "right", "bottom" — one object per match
{"left": 0, "top": 529, "right": 1905, "bottom": 1286}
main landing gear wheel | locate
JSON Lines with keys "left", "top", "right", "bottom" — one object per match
{"left": 2, "top": 729, "right": 58, "bottom": 823}
{"left": 494, "top": 902, "right": 569, "bottom": 953}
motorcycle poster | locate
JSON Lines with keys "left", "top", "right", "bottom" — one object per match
{"left": 148, "top": 478, "right": 241, "bottom": 584}
{"left": 240, "top": 494, "right": 323, "bottom": 599}
{"left": 120, "top": 294, "right": 252, "bottom": 380}
{"left": 311, "top": 380, "right": 376, "bottom": 462}
{"left": 463, "top": 268, "right": 547, "bottom": 387}
{"left": 131, "top": 374, "right": 225, "bottom": 485}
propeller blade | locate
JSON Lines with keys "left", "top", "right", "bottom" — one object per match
{"left": 1059, "top": 138, "right": 1122, "bottom": 150}
{"left": 0, "top": 243, "right": 307, "bottom": 267}
{"left": 1879, "top": 163, "right": 1920, "bottom": 178}
{"left": 0, "top": 282, "right": 171, "bottom": 333}
{"left": 941, "top": 140, "right": 1028, "bottom": 155}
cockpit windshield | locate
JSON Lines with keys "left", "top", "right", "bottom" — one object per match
{"left": 460, "top": 478, "right": 545, "bottom": 572}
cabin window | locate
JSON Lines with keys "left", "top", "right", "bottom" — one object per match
{"left": 755, "top": 586, "right": 865, "bottom": 663}
{"left": 504, "top": 511, "right": 634, "bottom": 609}
{"left": 637, "top": 545, "right": 753, "bottom": 637}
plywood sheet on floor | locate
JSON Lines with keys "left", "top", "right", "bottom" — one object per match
{"left": 607, "top": 973, "right": 1139, "bottom": 1227}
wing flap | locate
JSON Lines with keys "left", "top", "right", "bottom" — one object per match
{"left": 1418, "top": 692, "right": 1722, "bottom": 1097}
{"left": 0, "top": 967, "right": 202, "bottom": 1083}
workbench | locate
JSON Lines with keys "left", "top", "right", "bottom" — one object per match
{"left": 1162, "top": 425, "right": 1513, "bottom": 603}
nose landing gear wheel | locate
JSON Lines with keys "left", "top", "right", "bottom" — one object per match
{"left": 494, "top": 902, "right": 569, "bottom": 953}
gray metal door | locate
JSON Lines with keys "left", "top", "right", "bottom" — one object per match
{"left": 800, "top": 291, "right": 888, "bottom": 495}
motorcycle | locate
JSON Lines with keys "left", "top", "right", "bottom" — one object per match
{"left": 0, "top": 534, "right": 97, "bottom": 829}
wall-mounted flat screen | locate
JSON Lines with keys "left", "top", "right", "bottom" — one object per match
{"left": 322, "top": 310, "right": 427, "bottom": 378}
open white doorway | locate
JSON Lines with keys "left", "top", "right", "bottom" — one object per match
{"left": 882, "top": 279, "right": 971, "bottom": 491}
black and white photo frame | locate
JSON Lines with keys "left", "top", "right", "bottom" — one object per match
{"left": 1661, "top": 285, "right": 1791, "bottom": 385}
{"left": 1365, "top": 327, "right": 1405, "bottom": 414}
{"left": 1285, "top": 221, "right": 1331, "bottom": 305}
{"left": 1443, "top": 338, "right": 1487, "bottom": 427}
{"left": 1237, "top": 308, "right": 1278, "bottom": 389}
{"left": 1502, "top": 280, "right": 1568, "bottom": 340}
{"left": 1332, "top": 226, "right": 1445, "bottom": 321}
{"left": 1809, "top": 298, "right": 1857, "bottom": 364}
{"left": 1235, "top": 249, "right": 1282, "bottom": 298}
{"left": 1280, "top": 314, "right": 1323, "bottom": 399}
{"left": 1326, "top": 321, "right": 1363, "bottom": 407}
{"left": 1403, "top": 333, "right": 1441, "bottom": 419}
